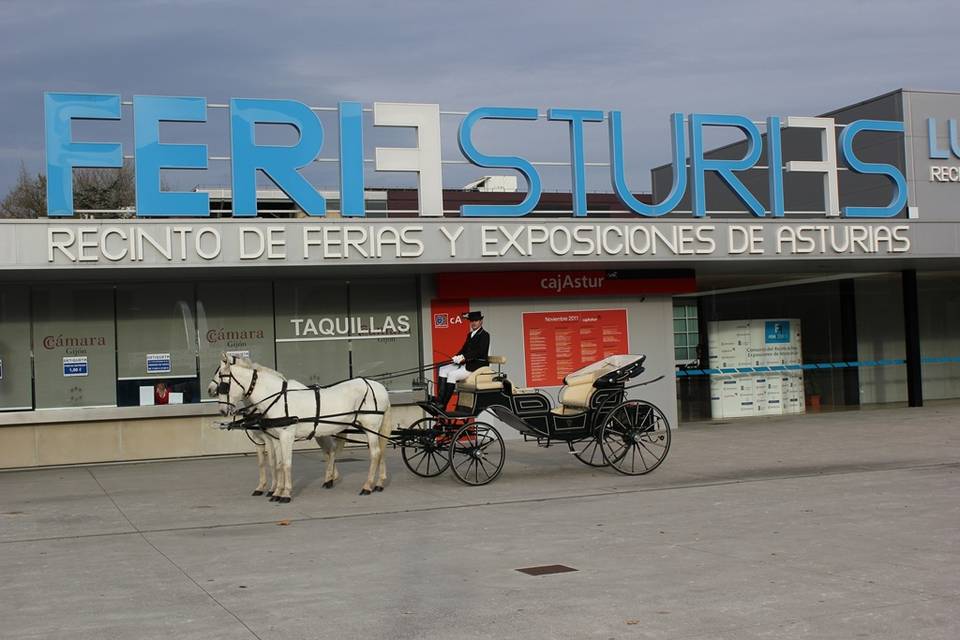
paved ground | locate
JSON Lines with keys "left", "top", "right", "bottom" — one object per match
{"left": 1, "top": 403, "right": 958, "bottom": 640}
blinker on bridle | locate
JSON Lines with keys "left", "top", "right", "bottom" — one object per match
{"left": 215, "top": 363, "right": 259, "bottom": 405}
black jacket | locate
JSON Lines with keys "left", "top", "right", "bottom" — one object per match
{"left": 456, "top": 328, "right": 490, "bottom": 372}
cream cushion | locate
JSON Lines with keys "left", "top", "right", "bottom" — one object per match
{"left": 564, "top": 363, "right": 617, "bottom": 387}
{"left": 457, "top": 367, "right": 503, "bottom": 391}
{"left": 558, "top": 382, "right": 594, "bottom": 409}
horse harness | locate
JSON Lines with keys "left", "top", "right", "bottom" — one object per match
{"left": 228, "top": 372, "right": 385, "bottom": 444}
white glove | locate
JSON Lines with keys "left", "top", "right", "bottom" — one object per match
{"left": 452, "top": 354, "right": 464, "bottom": 364}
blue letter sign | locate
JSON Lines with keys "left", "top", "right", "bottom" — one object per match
{"left": 458, "top": 107, "right": 542, "bottom": 217}
{"left": 44, "top": 93, "right": 123, "bottom": 216}
{"left": 838, "top": 119, "right": 907, "bottom": 218}
{"left": 230, "top": 98, "right": 326, "bottom": 217}
{"left": 133, "top": 95, "right": 209, "bottom": 217}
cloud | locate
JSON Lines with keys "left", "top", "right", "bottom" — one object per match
{"left": 1, "top": 0, "right": 955, "bottom": 196}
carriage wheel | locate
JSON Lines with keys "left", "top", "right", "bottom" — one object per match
{"left": 566, "top": 436, "right": 609, "bottom": 467}
{"left": 599, "top": 400, "right": 671, "bottom": 475}
{"left": 448, "top": 421, "right": 505, "bottom": 486}
{"left": 401, "top": 417, "right": 451, "bottom": 478}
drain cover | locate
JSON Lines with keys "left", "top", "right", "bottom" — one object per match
{"left": 515, "top": 564, "right": 578, "bottom": 576}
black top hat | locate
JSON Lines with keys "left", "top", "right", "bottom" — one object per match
{"left": 463, "top": 311, "right": 484, "bottom": 321}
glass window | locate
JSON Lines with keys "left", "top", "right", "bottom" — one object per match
{"left": 365, "top": 198, "right": 389, "bottom": 218}
{"left": 0, "top": 286, "right": 33, "bottom": 411}
{"left": 274, "top": 280, "right": 351, "bottom": 386}
{"left": 273, "top": 278, "right": 420, "bottom": 390}
{"left": 349, "top": 278, "right": 421, "bottom": 391}
{"left": 672, "top": 301, "right": 699, "bottom": 362}
{"left": 116, "top": 283, "right": 198, "bottom": 406}
{"left": 197, "top": 281, "right": 276, "bottom": 395}
{"left": 687, "top": 277, "right": 879, "bottom": 419}
{"left": 33, "top": 286, "right": 117, "bottom": 408}
{"left": 919, "top": 272, "right": 960, "bottom": 401}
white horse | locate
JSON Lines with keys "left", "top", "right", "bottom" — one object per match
{"left": 208, "top": 355, "right": 393, "bottom": 502}
{"left": 240, "top": 419, "right": 345, "bottom": 500}
{"left": 208, "top": 359, "right": 349, "bottom": 500}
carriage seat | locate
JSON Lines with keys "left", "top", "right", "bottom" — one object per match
{"left": 563, "top": 361, "right": 619, "bottom": 387}
{"left": 550, "top": 362, "right": 619, "bottom": 416}
{"left": 456, "top": 355, "right": 507, "bottom": 392}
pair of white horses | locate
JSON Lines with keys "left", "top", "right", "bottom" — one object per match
{"left": 207, "top": 354, "right": 394, "bottom": 502}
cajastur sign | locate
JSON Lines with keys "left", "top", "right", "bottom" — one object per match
{"left": 435, "top": 270, "right": 697, "bottom": 298}
{"left": 44, "top": 92, "right": 908, "bottom": 219}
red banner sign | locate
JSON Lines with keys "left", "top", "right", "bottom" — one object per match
{"left": 436, "top": 270, "right": 694, "bottom": 299}
{"left": 523, "top": 309, "right": 629, "bottom": 387}
{"left": 429, "top": 298, "right": 469, "bottom": 384}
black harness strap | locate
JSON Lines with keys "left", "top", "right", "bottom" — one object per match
{"left": 303, "top": 385, "right": 322, "bottom": 441}
{"left": 265, "top": 379, "right": 287, "bottom": 417}
{"left": 244, "top": 369, "right": 259, "bottom": 398}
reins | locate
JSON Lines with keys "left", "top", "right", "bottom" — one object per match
{"left": 365, "top": 361, "right": 452, "bottom": 382}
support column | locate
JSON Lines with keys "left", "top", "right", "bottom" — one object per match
{"left": 902, "top": 269, "right": 923, "bottom": 407}
{"left": 839, "top": 279, "right": 860, "bottom": 406}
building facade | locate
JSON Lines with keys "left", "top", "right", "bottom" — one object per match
{"left": 0, "top": 89, "right": 957, "bottom": 468}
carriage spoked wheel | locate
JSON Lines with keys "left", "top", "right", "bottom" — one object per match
{"left": 598, "top": 400, "right": 671, "bottom": 475}
{"left": 401, "top": 417, "right": 451, "bottom": 478}
{"left": 448, "top": 420, "right": 505, "bottom": 486}
{"left": 566, "top": 436, "right": 609, "bottom": 467}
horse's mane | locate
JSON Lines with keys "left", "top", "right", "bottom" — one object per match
{"left": 230, "top": 356, "right": 288, "bottom": 381}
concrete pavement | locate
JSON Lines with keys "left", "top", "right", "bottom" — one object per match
{"left": 1, "top": 403, "right": 958, "bottom": 639}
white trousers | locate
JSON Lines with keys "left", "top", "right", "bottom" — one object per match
{"left": 438, "top": 363, "right": 471, "bottom": 384}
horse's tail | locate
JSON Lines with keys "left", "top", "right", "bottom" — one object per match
{"left": 368, "top": 379, "right": 394, "bottom": 442}
{"left": 379, "top": 406, "right": 395, "bottom": 441}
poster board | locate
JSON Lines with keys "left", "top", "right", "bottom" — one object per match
{"left": 523, "top": 309, "right": 629, "bottom": 387}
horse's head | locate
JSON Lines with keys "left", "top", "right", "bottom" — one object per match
{"left": 208, "top": 353, "right": 249, "bottom": 415}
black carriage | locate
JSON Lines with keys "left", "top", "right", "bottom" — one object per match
{"left": 394, "top": 354, "right": 671, "bottom": 486}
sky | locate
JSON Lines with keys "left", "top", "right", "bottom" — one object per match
{"left": 0, "top": 0, "right": 955, "bottom": 200}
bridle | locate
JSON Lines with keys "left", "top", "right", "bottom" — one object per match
{"left": 214, "top": 359, "right": 259, "bottom": 412}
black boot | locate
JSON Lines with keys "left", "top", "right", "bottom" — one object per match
{"left": 439, "top": 381, "right": 455, "bottom": 409}
{"left": 433, "top": 379, "right": 448, "bottom": 406}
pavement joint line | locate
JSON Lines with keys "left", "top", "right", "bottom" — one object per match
{"left": 84, "top": 467, "right": 140, "bottom": 533}
{"left": 85, "top": 468, "right": 265, "bottom": 640}
{"left": 2, "top": 459, "right": 955, "bottom": 546}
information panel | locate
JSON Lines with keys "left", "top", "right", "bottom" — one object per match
{"left": 708, "top": 319, "right": 804, "bottom": 419}
{"left": 523, "top": 309, "right": 629, "bottom": 387}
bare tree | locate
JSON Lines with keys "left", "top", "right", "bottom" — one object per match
{"left": 1, "top": 162, "right": 137, "bottom": 218}
{"left": 0, "top": 164, "right": 47, "bottom": 218}
{"left": 74, "top": 164, "right": 136, "bottom": 215}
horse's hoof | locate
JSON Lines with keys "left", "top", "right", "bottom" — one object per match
{"left": 251, "top": 490, "right": 264, "bottom": 496}
{"left": 322, "top": 480, "right": 334, "bottom": 489}
{"left": 373, "top": 485, "right": 384, "bottom": 492}
{"left": 266, "top": 491, "right": 274, "bottom": 497}
{"left": 279, "top": 497, "right": 291, "bottom": 504}
{"left": 269, "top": 495, "right": 278, "bottom": 502}
{"left": 359, "top": 489, "right": 371, "bottom": 496}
